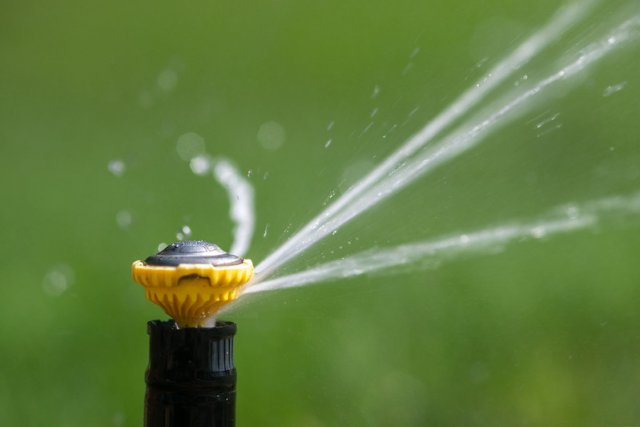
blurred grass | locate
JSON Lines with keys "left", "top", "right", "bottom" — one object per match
{"left": 1, "top": 0, "right": 640, "bottom": 425}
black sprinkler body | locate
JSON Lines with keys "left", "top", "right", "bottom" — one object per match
{"left": 133, "top": 241, "right": 254, "bottom": 427}
{"left": 145, "top": 320, "right": 237, "bottom": 427}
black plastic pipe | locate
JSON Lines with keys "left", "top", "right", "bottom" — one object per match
{"left": 145, "top": 320, "right": 237, "bottom": 427}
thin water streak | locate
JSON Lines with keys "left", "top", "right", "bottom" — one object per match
{"left": 255, "top": 1, "right": 599, "bottom": 279}
{"left": 321, "top": 13, "right": 640, "bottom": 235}
{"left": 242, "top": 190, "right": 640, "bottom": 295}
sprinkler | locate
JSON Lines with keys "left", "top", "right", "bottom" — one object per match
{"left": 132, "top": 240, "right": 253, "bottom": 327}
{"left": 132, "top": 240, "right": 254, "bottom": 427}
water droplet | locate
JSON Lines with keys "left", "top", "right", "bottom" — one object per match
{"left": 157, "top": 68, "right": 178, "bottom": 92}
{"left": 176, "top": 232, "right": 184, "bottom": 241}
{"left": 603, "top": 81, "right": 627, "bottom": 97}
{"left": 409, "top": 47, "right": 420, "bottom": 59}
{"left": 361, "top": 122, "right": 374, "bottom": 134}
{"left": 608, "top": 36, "right": 616, "bottom": 45}
{"left": 325, "top": 139, "right": 332, "bottom": 148}
{"left": 535, "top": 112, "right": 560, "bottom": 129}
{"left": 189, "top": 155, "right": 211, "bottom": 176}
{"left": 370, "top": 107, "right": 379, "bottom": 118}
{"left": 247, "top": 169, "right": 253, "bottom": 178}
{"left": 108, "top": 160, "right": 126, "bottom": 177}
{"left": 327, "top": 121, "right": 335, "bottom": 131}
{"left": 176, "top": 132, "right": 206, "bottom": 161}
{"left": 116, "top": 210, "right": 132, "bottom": 229}
{"left": 371, "top": 85, "right": 381, "bottom": 99}
{"left": 157, "top": 242, "right": 168, "bottom": 252}
{"left": 263, "top": 224, "right": 269, "bottom": 238}
{"left": 112, "top": 412, "right": 125, "bottom": 427}
{"left": 514, "top": 74, "right": 528, "bottom": 87}
{"left": 257, "top": 121, "right": 286, "bottom": 151}
{"left": 332, "top": 229, "right": 338, "bottom": 236}
{"left": 262, "top": 171, "right": 270, "bottom": 180}
{"left": 382, "top": 124, "right": 398, "bottom": 139}
{"left": 180, "top": 225, "right": 192, "bottom": 239}
{"left": 42, "top": 265, "right": 74, "bottom": 296}
{"left": 460, "top": 234, "right": 470, "bottom": 245}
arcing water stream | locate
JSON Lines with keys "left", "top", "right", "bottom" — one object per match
{"left": 189, "top": 153, "right": 255, "bottom": 257}
{"left": 211, "top": 1, "right": 640, "bottom": 305}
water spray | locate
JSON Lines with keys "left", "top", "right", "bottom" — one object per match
{"left": 127, "top": 3, "right": 640, "bottom": 424}
{"left": 253, "top": 0, "right": 597, "bottom": 280}
{"left": 132, "top": 240, "right": 254, "bottom": 426}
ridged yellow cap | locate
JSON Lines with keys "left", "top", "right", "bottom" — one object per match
{"left": 131, "top": 241, "right": 253, "bottom": 327}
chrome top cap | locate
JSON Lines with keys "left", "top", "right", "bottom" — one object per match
{"left": 144, "top": 240, "right": 243, "bottom": 267}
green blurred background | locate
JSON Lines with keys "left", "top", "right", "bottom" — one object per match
{"left": 2, "top": 0, "right": 640, "bottom": 425}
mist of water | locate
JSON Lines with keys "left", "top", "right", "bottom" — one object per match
{"left": 253, "top": 4, "right": 640, "bottom": 283}
{"left": 242, "top": 190, "right": 640, "bottom": 295}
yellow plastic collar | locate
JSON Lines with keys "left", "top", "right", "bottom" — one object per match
{"left": 132, "top": 259, "right": 253, "bottom": 327}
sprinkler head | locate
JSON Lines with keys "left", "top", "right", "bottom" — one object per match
{"left": 132, "top": 240, "right": 253, "bottom": 328}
